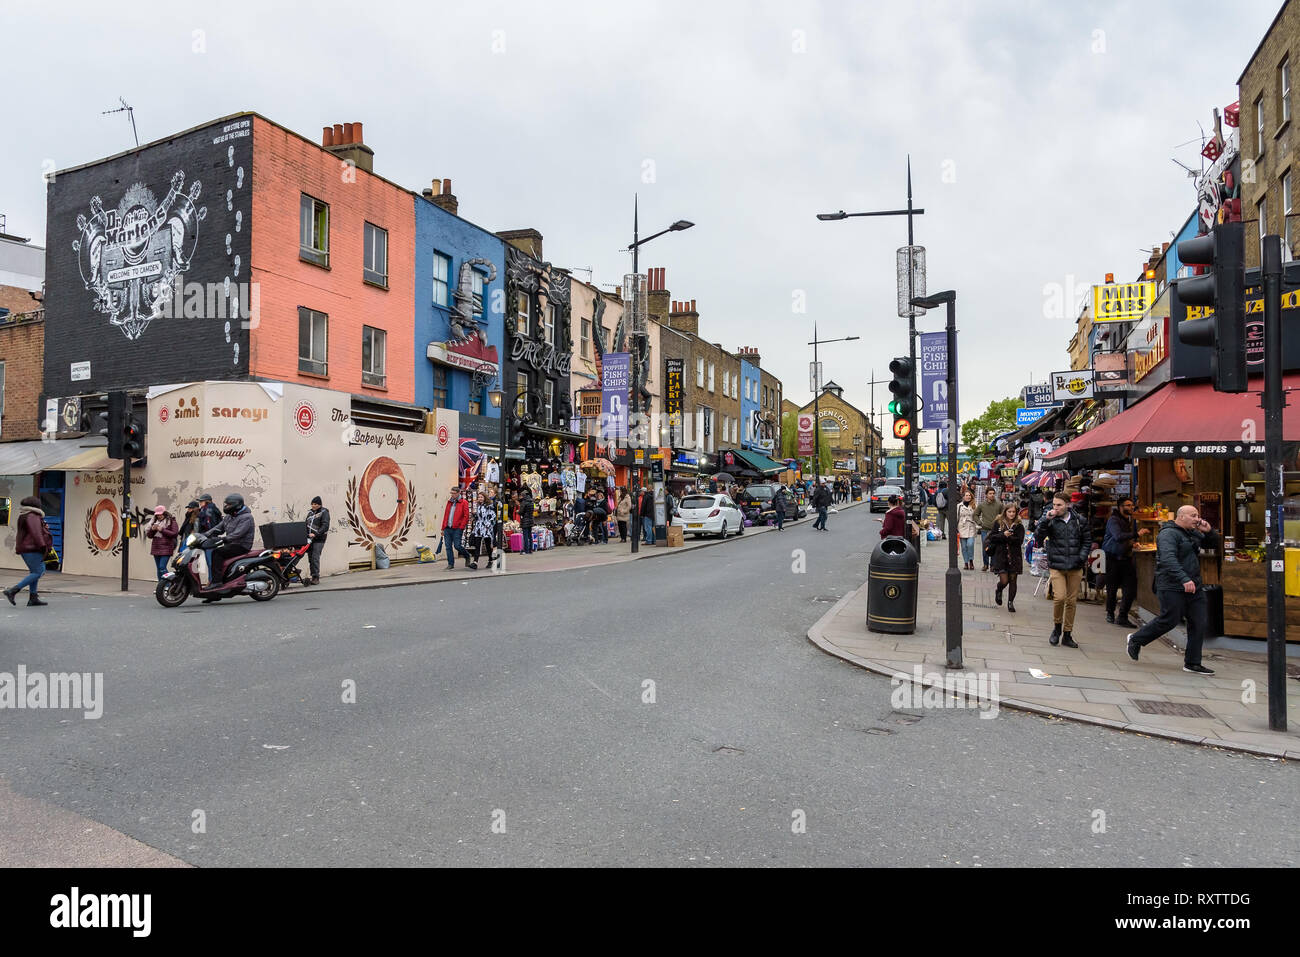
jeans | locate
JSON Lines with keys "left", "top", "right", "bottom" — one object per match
{"left": 1131, "top": 587, "right": 1208, "bottom": 666}
{"left": 154, "top": 554, "right": 171, "bottom": 580}
{"left": 775, "top": 511, "right": 785, "bottom": 530}
{"left": 12, "top": 551, "right": 45, "bottom": 595}
{"left": 617, "top": 520, "right": 628, "bottom": 542}
{"left": 642, "top": 516, "right": 654, "bottom": 544}
{"left": 960, "top": 536, "right": 975, "bottom": 563}
{"left": 443, "top": 527, "right": 474, "bottom": 566}
{"left": 813, "top": 506, "right": 827, "bottom": 529}
{"left": 521, "top": 526, "right": 534, "bottom": 554}
{"left": 1105, "top": 554, "right": 1137, "bottom": 620}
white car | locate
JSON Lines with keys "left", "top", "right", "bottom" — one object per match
{"left": 674, "top": 493, "right": 744, "bottom": 539}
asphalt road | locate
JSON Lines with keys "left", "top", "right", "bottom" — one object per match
{"left": 2, "top": 504, "right": 1296, "bottom": 867}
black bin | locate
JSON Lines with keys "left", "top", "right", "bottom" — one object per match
{"left": 867, "top": 536, "right": 919, "bottom": 634}
{"left": 1203, "top": 584, "right": 1225, "bottom": 637}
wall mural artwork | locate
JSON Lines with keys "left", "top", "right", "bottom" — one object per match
{"left": 73, "top": 171, "right": 206, "bottom": 341}
{"left": 345, "top": 456, "right": 417, "bottom": 551}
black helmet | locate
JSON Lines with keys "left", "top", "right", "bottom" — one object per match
{"left": 223, "top": 493, "right": 245, "bottom": 514}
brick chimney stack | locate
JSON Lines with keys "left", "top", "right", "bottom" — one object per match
{"left": 422, "top": 178, "right": 459, "bottom": 216}
{"left": 323, "top": 120, "right": 374, "bottom": 173}
{"left": 646, "top": 266, "right": 670, "bottom": 321}
{"left": 737, "top": 345, "right": 762, "bottom": 366}
{"left": 668, "top": 297, "right": 699, "bottom": 337}
{"left": 496, "top": 228, "right": 544, "bottom": 260}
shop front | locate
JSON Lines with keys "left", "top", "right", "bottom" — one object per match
{"left": 1043, "top": 375, "right": 1300, "bottom": 641}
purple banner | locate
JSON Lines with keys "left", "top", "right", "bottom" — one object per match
{"left": 602, "top": 352, "right": 630, "bottom": 440}
{"left": 919, "top": 332, "right": 948, "bottom": 430}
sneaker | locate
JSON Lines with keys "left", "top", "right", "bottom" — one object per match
{"left": 1105, "top": 613, "right": 1115, "bottom": 624}
{"left": 1183, "top": 663, "right": 1215, "bottom": 675}
{"left": 1116, "top": 617, "right": 1138, "bottom": 629}
{"left": 1049, "top": 624, "right": 1062, "bottom": 646}
{"left": 1061, "top": 632, "right": 1079, "bottom": 649}
{"left": 3, "top": 588, "right": 14, "bottom": 606}
{"left": 1126, "top": 635, "right": 1140, "bottom": 661}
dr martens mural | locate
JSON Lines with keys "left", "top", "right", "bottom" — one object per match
{"left": 46, "top": 117, "right": 253, "bottom": 395}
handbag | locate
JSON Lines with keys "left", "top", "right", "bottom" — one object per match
{"left": 44, "top": 546, "right": 60, "bottom": 569}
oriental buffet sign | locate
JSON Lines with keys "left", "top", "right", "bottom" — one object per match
{"left": 511, "top": 337, "right": 571, "bottom": 376}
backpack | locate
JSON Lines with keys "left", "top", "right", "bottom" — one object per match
{"left": 934, "top": 490, "right": 947, "bottom": 509}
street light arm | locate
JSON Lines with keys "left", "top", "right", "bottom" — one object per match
{"left": 628, "top": 221, "right": 695, "bottom": 251}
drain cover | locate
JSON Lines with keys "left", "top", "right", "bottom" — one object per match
{"left": 1131, "top": 699, "right": 1216, "bottom": 719}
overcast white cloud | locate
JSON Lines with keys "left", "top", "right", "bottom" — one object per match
{"left": 0, "top": 0, "right": 1279, "bottom": 440}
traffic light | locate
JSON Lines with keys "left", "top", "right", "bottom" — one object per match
{"left": 123, "top": 413, "right": 144, "bottom": 459}
{"left": 99, "top": 391, "right": 127, "bottom": 459}
{"left": 510, "top": 414, "right": 528, "bottom": 449}
{"left": 1175, "top": 221, "right": 1246, "bottom": 393}
{"left": 888, "top": 356, "right": 916, "bottom": 438}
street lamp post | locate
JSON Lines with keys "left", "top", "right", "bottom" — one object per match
{"left": 808, "top": 324, "right": 859, "bottom": 486}
{"left": 912, "top": 290, "right": 961, "bottom": 670}
{"left": 626, "top": 196, "right": 693, "bottom": 554}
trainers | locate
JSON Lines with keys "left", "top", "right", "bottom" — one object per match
{"left": 1049, "top": 624, "right": 1062, "bottom": 646}
{"left": 1105, "top": 613, "right": 1115, "bottom": 624}
{"left": 1183, "top": 663, "right": 1215, "bottom": 675}
{"left": 1126, "top": 635, "right": 1140, "bottom": 661}
{"left": 1061, "top": 632, "right": 1079, "bottom": 648}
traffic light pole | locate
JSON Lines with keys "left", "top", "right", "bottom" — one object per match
{"left": 121, "top": 450, "right": 130, "bottom": 592}
{"left": 1262, "top": 236, "right": 1287, "bottom": 732}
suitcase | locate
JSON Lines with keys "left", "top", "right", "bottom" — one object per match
{"left": 509, "top": 532, "right": 524, "bottom": 552}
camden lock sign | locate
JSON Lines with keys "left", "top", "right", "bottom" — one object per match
{"left": 511, "top": 337, "right": 571, "bottom": 376}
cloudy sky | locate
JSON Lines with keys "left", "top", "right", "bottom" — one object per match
{"left": 1, "top": 0, "right": 1280, "bottom": 445}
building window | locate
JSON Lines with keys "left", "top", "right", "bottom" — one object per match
{"left": 471, "top": 270, "right": 485, "bottom": 319}
{"left": 696, "top": 356, "right": 704, "bottom": 387}
{"left": 517, "top": 292, "right": 531, "bottom": 337}
{"left": 298, "top": 307, "right": 328, "bottom": 376}
{"left": 1257, "top": 94, "right": 1266, "bottom": 156}
{"left": 362, "top": 326, "right": 386, "bottom": 388}
{"left": 363, "top": 222, "right": 388, "bottom": 287}
{"left": 299, "top": 194, "right": 329, "bottom": 267}
{"left": 1259, "top": 197, "right": 1268, "bottom": 262}
{"left": 581, "top": 319, "right": 591, "bottom": 358}
{"left": 432, "top": 253, "right": 450, "bottom": 307}
{"left": 722, "top": 370, "right": 729, "bottom": 396}
{"left": 543, "top": 380, "right": 554, "bottom": 426}
{"left": 432, "top": 366, "right": 448, "bottom": 409}
{"left": 708, "top": 363, "right": 715, "bottom": 392}
{"left": 1283, "top": 58, "right": 1292, "bottom": 124}
{"left": 516, "top": 371, "right": 529, "bottom": 418}
{"left": 468, "top": 397, "right": 481, "bottom": 416}
{"left": 544, "top": 303, "right": 555, "bottom": 345}
{"left": 0, "top": 360, "right": 5, "bottom": 419}
{"left": 1287, "top": 171, "right": 1295, "bottom": 258}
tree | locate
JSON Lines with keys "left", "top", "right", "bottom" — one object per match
{"left": 961, "top": 396, "right": 1024, "bottom": 457}
{"left": 780, "top": 410, "right": 831, "bottom": 476}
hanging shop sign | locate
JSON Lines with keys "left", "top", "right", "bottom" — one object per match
{"left": 1093, "top": 351, "right": 1129, "bottom": 389}
{"left": 1134, "top": 441, "right": 1265, "bottom": 459}
{"left": 1092, "top": 281, "right": 1156, "bottom": 322}
{"left": 1051, "top": 369, "right": 1094, "bottom": 401}
{"left": 1016, "top": 407, "right": 1048, "bottom": 426}
{"left": 797, "top": 413, "right": 814, "bottom": 456}
{"left": 1022, "top": 384, "right": 1061, "bottom": 409}
{"left": 428, "top": 336, "right": 500, "bottom": 377}
{"left": 579, "top": 390, "right": 602, "bottom": 418}
{"left": 665, "top": 358, "right": 683, "bottom": 424}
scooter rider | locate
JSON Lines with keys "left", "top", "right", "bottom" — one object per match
{"left": 206, "top": 494, "right": 255, "bottom": 592}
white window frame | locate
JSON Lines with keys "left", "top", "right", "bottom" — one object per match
{"left": 543, "top": 380, "right": 554, "bottom": 425}
{"left": 1260, "top": 197, "right": 1268, "bottom": 263}
{"left": 1257, "top": 94, "right": 1266, "bottom": 156}
{"left": 722, "top": 370, "right": 729, "bottom": 397}
{"left": 544, "top": 303, "right": 555, "bottom": 345}
{"left": 363, "top": 222, "right": 388, "bottom": 287}
{"left": 696, "top": 356, "right": 704, "bottom": 387}
{"left": 581, "top": 319, "right": 591, "bottom": 358}
{"left": 517, "top": 291, "right": 531, "bottom": 337}
{"left": 362, "top": 325, "right": 387, "bottom": 388}
{"left": 471, "top": 270, "right": 485, "bottom": 319}
{"left": 432, "top": 253, "right": 450, "bottom": 307}
{"left": 298, "top": 307, "right": 328, "bottom": 376}
{"left": 1283, "top": 57, "right": 1292, "bottom": 124}
{"left": 300, "top": 194, "right": 329, "bottom": 266}
{"left": 708, "top": 363, "right": 715, "bottom": 392}
{"left": 516, "top": 371, "right": 529, "bottom": 418}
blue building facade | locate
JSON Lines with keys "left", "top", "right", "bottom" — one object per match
{"left": 413, "top": 197, "right": 506, "bottom": 421}
{"left": 739, "top": 357, "right": 760, "bottom": 450}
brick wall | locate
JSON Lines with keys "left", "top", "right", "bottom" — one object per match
{"left": 0, "top": 296, "right": 45, "bottom": 439}
{"left": 250, "top": 116, "right": 416, "bottom": 402}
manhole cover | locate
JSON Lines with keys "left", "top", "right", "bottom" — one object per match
{"left": 1131, "top": 699, "right": 1216, "bottom": 719}
{"left": 712, "top": 745, "right": 745, "bottom": 755}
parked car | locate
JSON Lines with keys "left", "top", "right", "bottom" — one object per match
{"left": 870, "top": 484, "right": 903, "bottom": 512}
{"left": 739, "top": 483, "right": 781, "bottom": 525}
{"left": 674, "top": 493, "right": 744, "bottom": 539}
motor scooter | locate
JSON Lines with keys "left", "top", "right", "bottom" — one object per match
{"left": 155, "top": 532, "right": 281, "bottom": 607}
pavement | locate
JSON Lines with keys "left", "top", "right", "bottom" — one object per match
{"left": 37, "top": 500, "right": 859, "bottom": 600}
{"left": 809, "top": 535, "right": 1300, "bottom": 759}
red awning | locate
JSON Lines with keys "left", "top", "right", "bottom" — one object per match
{"left": 1041, "top": 375, "right": 1300, "bottom": 469}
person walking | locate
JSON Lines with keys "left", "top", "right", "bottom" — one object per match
{"left": 1034, "top": 492, "right": 1091, "bottom": 648}
{"left": 470, "top": 492, "right": 496, "bottom": 569}
{"left": 638, "top": 486, "right": 656, "bottom": 545}
{"left": 518, "top": 487, "right": 535, "bottom": 554}
{"left": 145, "top": 506, "right": 180, "bottom": 581}
{"left": 616, "top": 487, "right": 631, "bottom": 542}
{"left": 1103, "top": 497, "right": 1139, "bottom": 628}
{"left": 957, "top": 490, "right": 978, "bottom": 569}
{"left": 987, "top": 502, "right": 1025, "bottom": 613}
{"left": 933, "top": 482, "right": 949, "bottom": 539}
{"left": 4, "top": 496, "right": 53, "bottom": 606}
{"left": 441, "top": 486, "right": 476, "bottom": 569}
{"left": 1126, "top": 506, "right": 1220, "bottom": 674}
{"left": 974, "top": 487, "right": 1001, "bottom": 572}
{"left": 811, "top": 481, "right": 832, "bottom": 530}
{"left": 773, "top": 486, "right": 788, "bottom": 530}
{"left": 304, "top": 495, "right": 330, "bottom": 585}
{"left": 880, "top": 494, "right": 907, "bottom": 538}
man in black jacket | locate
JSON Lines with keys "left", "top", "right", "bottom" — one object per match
{"left": 1126, "top": 506, "right": 1219, "bottom": 674}
{"left": 811, "top": 482, "right": 832, "bottom": 531}
{"left": 1034, "top": 493, "right": 1092, "bottom": 648}
{"left": 206, "top": 493, "right": 255, "bottom": 590}
{"left": 1103, "top": 497, "right": 1138, "bottom": 627}
{"left": 304, "top": 495, "right": 330, "bottom": 585}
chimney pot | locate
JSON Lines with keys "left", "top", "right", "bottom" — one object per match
{"left": 690, "top": 299, "right": 696, "bottom": 311}
{"left": 353, "top": 121, "right": 363, "bottom": 143}
{"left": 322, "top": 126, "right": 334, "bottom": 147}
{"left": 444, "top": 178, "right": 452, "bottom": 194}
{"left": 431, "top": 178, "right": 442, "bottom": 196}
{"left": 343, "top": 123, "right": 354, "bottom": 144}
{"left": 333, "top": 124, "right": 344, "bottom": 144}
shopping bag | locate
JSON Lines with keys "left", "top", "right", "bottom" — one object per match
{"left": 415, "top": 544, "right": 435, "bottom": 563}
{"left": 44, "top": 546, "right": 60, "bottom": 570}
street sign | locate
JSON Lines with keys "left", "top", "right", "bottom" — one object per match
{"left": 1016, "top": 407, "right": 1048, "bottom": 426}
{"left": 1022, "top": 384, "right": 1062, "bottom": 409}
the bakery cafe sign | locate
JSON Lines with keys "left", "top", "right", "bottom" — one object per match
{"left": 511, "top": 337, "right": 571, "bottom": 376}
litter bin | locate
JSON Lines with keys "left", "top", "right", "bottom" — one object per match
{"left": 868, "top": 536, "right": 919, "bottom": 634}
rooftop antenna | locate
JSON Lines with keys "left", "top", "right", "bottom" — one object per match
{"left": 102, "top": 97, "right": 139, "bottom": 148}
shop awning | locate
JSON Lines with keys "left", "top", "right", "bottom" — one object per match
{"left": 1042, "top": 375, "right": 1300, "bottom": 470}
{"left": 0, "top": 438, "right": 101, "bottom": 475}
{"left": 1003, "top": 404, "right": 1068, "bottom": 447}
{"left": 722, "top": 447, "right": 789, "bottom": 476}
{"left": 48, "top": 447, "right": 122, "bottom": 471}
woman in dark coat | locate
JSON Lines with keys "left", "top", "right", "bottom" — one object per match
{"left": 987, "top": 502, "right": 1025, "bottom": 612}
{"left": 5, "top": 496, "right": 53, "bottom": 606}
